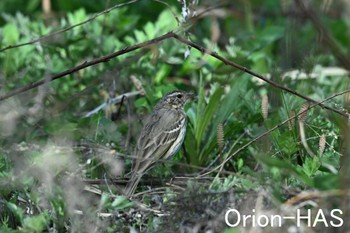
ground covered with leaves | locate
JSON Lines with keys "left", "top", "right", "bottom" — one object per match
{"left": 1, "top": 0, "right": 350, "bottom": 232}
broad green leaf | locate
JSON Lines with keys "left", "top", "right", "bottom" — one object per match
{"left": 6, "top": 202, "right": 24, "bottom": 220}
{"left": 144, "top": 21, "right": 156, "bottom": 39}
{"left": 111, "top": 196, "right": 133, "bottom": 210}
{"left": 134, "top": 29, "right": 146, "bottom": 42}
{"left": 195, "top": 73, "right": 205, "bottom": 143}
{"left": 2, "top": 23, "right": 19, "bottom": 44}
{"left": 184, "top": 125, "right": 198, "bottom": 166}
{"left": 67, "top": 8, "right": 87, "bottom": 25}
{"left": 196, "top": 86, "right": 223, "bottom": 154}
{"left": 213, "top": 77, "right": 248, "bottom": 124}
{"left": 259, "top": 25, "right": 285, "bottom": 44}
{"left": 157, "top": 9, "right": 178, "bottom": 31}
{"left": 154, "top": 64, "right": 171, "bottom": 84}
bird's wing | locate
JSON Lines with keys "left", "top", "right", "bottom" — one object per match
{"left": 133, "top": 109, "right": 186, "bottom": 174}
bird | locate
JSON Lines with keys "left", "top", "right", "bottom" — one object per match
{"left": 125, "top": 90, "right": 195, "bottom": 197}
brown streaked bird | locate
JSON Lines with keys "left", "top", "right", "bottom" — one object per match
{"left": 125, "top": 90, "right": 195, "bottom": 197}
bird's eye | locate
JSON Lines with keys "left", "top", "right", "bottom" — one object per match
{"left": 177, "top": 94, "right": 182, "bottom": 98}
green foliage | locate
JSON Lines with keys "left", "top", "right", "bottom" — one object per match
{"left": 0, "top": 0, "right": 349, "bottom": 231}
{"left": 22, "top": 213, "right": 50, "bottom": 233}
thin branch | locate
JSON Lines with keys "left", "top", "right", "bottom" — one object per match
{"left": 294, "top": 0, "right": 350, "bottom": 71}
{"left": 84, "top": 91, "right": 141, "bottom": 117}
{"left": 83, "top": 176, "right": 213, "bottom": 187}
{"left": 0, "top": 0, "right": 141, "bottom": 52}
{"left": 171, "top": 33, "right": 349, "bottom": 118}
{"left": 0, "top": 32, "right": 175, "bottom": 101}
{"left": 153, "top": 0, "right": 181, "bottom": 26}
{"left": 1, "top": 31, "right": 348, "bottom": 120}
{"left": 197, "top": 89, "right": 350, "bottom": 178}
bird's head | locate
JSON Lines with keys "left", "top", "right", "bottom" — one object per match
{"left": 159, "top": 90, "right": 195, "bottom": 109}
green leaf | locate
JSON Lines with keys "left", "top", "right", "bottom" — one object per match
{"left": 156, "top": 10, "right": 178, "bottom": 31}
{"left": 184, "top": 124, "right": 198, "bottom": 166}
{"left": 5, "top": 202, "right": 23, "bottom": 220}
{"left": 26, "top": 0, "right": 40, "bottom": 12}
{"left": 154, "top": 64, "right": 171, "bottom": 84}
{"left": 277, "top": 131, "right": 297, "bottom": 155}
{"left": 2, "top": 23, "right": 19, "bottom": 44}
{"left": 100, "top": 193, "right": 110, "bottom": 207}
{"left": 213, "top": 77, "right": 248, "bottom": 125}
{"left": 313, "top": 174, "right": 340, "bottom": 190}
{"left": 259, "top": 25, "right": 285, "bottom": 44}
{"left": 23, "top": 213, "right": 49, "bottom": 232}
{"left": 134, "top": 29, "right": 146, "bottom": 42}
{"left": 195, "top": 73, "right": 205, "bottom": 138}
{"left": 197, "top": 87, "right": 224, "bottom": 162}
{"left": 195, "top": 85, "right": 223, "bottom": 147}
{"left": 111, "top": 196, "right": 133, "bottom": 210}
{"left": 144, "top": 21, "right": 156, "bottom": 39}
{"left": 67, "top": 8, "right": 87, "bottom": 25}
{"left": 303, "top": 157, "right": 321, "bottom": 177}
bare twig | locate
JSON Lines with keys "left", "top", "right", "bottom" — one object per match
{"left": 84, "top": 91, "right": 141, "bottom": 117}
{"left": 299, "top": 120, "right": 316, "bottom": 157}
{"left": 0, "top": 0, "right": 141, "bottom": 52}
{"left": 213, "top": 131, "right": 247, "bottom": 181}
{"left": 124, "top": 96, "right": 132, "bottom": 150}
{"left": 83, "top": 176, "right": 214, "bottom": 188}
{"left": 298, "top": 102, "right": 315, "bottom": 157}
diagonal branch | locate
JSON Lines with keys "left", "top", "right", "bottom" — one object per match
{"left": 171, "top": 33, "right": 349, "bottom": 118}
{"left": 0, "top": 31, "right": 348, "bottom": 119}
{"left": 0, "top": 32, "right": 175, "bottom": 101}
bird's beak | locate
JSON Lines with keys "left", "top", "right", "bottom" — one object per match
{"left": 187, "top": 92, "right": 197, "bottom": 100}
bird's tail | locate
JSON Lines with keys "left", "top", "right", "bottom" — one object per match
{"left": 124, "top": 173, "right": 142, "bottom": 197}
